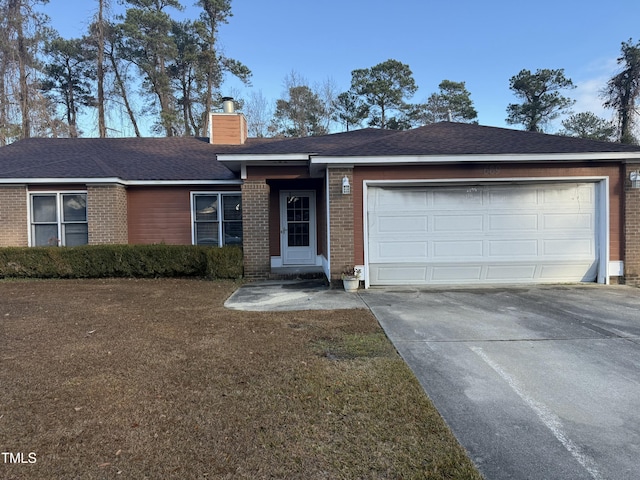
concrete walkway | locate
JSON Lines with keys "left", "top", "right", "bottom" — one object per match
{"left": 224, "top": 279, "right": 368, "bottom": 311}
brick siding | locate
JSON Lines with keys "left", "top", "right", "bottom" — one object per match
{"left": 328, "top": 168, "right": 354, "bottom": 281}
{"left": 87, "top": 184, "right": 128, "bottom": 244}
{"left": 0, "top": 186, "right": 28, "bottom": 246}
{"left": 625, "top": 164, "right": 640, "bottom": 286}
{"left": 241, "top": 180, "right": 270, "bottom": 279}
{"left": 210, "top": 113, "right": 247, "bottom": 145}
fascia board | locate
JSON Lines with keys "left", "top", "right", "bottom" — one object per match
{"left": 311, "top": 152, "right": 640, "bottom": 165}
{"left": 217, "top": 153, "right": 311, "bottom": 162}
{"left": 0, "top": 178, "right": 243, "bottom": 186}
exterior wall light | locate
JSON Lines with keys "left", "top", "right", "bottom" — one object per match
{"left": 342, "top": 176, "right": 351, "bottom": 195}
{"left": 631, "top": 171, "right": 640, "bottom": 189}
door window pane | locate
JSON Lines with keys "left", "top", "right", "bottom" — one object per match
{"left": 287, "top": 196, "right": 310, "bottom": 221}
{"left": 288, "top": 223, "right": 310, "bottom": 247}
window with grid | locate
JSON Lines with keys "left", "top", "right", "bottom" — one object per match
{"left": 30, "top": 193, "right": 88, "bottom": 246}
{"left": 192, "top": 193, "right": 242, "bottom": 246}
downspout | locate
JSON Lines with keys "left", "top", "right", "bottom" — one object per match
{"left": 325, "top": 167, "right": 331, "bottom": 281}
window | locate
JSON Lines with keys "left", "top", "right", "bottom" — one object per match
{"left": 192, "top": 193, "right": 242, "bottom": 246}
{"left": 30, "top": 193, "right": 88, "bottom": 246}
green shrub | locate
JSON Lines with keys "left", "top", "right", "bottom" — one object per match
{"left": 0, "top": 245, "right": 243, "bottom": 280}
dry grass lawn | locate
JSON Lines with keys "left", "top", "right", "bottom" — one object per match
{"left": 0, "top": 278, "right": 482, "bottom": 479}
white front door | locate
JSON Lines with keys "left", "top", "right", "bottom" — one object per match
{"left": 280, "top": 191, "right": 316, "bottom": 265}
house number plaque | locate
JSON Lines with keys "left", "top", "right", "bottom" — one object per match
{"left": 483, "top": 165, "right": 501, "bottom": 176}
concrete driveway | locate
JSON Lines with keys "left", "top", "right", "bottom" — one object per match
{"left": 359, "top": 284, "right": 640, "bottom": 480}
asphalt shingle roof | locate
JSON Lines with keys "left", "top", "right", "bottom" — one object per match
{"left": 1, "top": 123, "right": 639, "bottom": 181}
{"left": 0, "top": 137, "right": 238, "bottom": 181}
{"left": 223, "top": 128, "right": 398, "bottom": 155}
{"left": 317, "top": 122, "right": 640, "bottom": 156}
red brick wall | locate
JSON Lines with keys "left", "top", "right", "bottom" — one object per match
{"left": 0, "top": 186, "right": 28, "bottom": 246}
{"left": 328, "top": 168, "right": 354, "bottom": 280}
{"left": 624, "top": 164, "right": 640, "bottom": 286}
{"left": 87, "top": 184, "right": 128, "bottom": 244}
{"left": 209, "top": 113, "right": 247, "bottom": 145}
{"left": 242, "top": 180, "right": 270, "bottom": 279}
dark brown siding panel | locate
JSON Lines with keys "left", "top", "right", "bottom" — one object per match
{"left": 268, "top": 187, "right": 280, "bottom": 257}
{"left": 128, "top": 187, "right": 192, "bottom": 244}
{"left": 247, "top": 165, "right": 312, "bottom": 180}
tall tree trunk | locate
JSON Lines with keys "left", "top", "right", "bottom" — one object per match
{"left": 181, "top": 78, "right": 191, "bottom": 136}
{"left": 109, "top": 53, "right": 140, "bottom": 137}
{"left": 0, "top": 63, "right": 7, "bottom": 146}
{"left": 9, "top": 0, "right": 30, "bottom": 139}
{"left": 67, "top": 70, "right": 78, "bottom": 137}
{"left": 97, "top": 0, "right": 107, "bottom": 137}
{"left": 158, "top": 60, "right": 174, "bottom": 137}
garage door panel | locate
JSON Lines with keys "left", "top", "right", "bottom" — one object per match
{"left": 374, "top": 241, "right": 428, "bottom": 261}
{"left": 543, "top": 213, "right": 594, "bottom": 230}
{"left": 433, "top": 188, "right": 482, "bottom": 207}
{"left": 369, "top": 262, "right": 598, "bottom": 285}
{"left": 489, "top": 214, "right": 538, "bottom": 231}
{"left": 432, "top": 265, "right": 483, "bottom": 281}
{"left": 486, "top": 265, "right": 537, "bottom": 280}
{"left": 539, "top": 262, "right": 597, "bottom": 281}
{"left": 434, "top": 240, "right": 484, "bottom": 257}
{"left": 434, "top": 215, "right": 483, "bottom": 232}
{"left": 488, "top": 189, "right": 539, "bottom": 207}
{"left": 542, "top": 185, "right": 594, "bottom": 205}
{"left": 372, "top": 189, "right": 428, "bottom": 210}
{"left": 376, "top": 215, "right": 428, "bottom": 233}
{"left": 373, "top": 265, "right": 428, "bottom": 282}
{"left": 367, "top": 183, "right": 599, "bottom": 285}
{"left": 488, "top": 240, "right": 539, "bottom": 256}
{"left": 543, "top": 238, "right": 594, "bottom": 255}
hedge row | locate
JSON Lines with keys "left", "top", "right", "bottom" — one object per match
{"left": 0, "top": 245, "right": 243, "bottom": 279}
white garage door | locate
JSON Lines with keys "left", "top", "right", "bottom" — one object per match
{"left": 367, "top": 183, "right": 599, "bottom": 285}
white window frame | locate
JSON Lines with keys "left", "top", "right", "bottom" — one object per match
{"left": 28, "top": 191, "right": 88, "bottom": 247}
{"left": 190, "top": 192, "right": 242, "bottom": 247}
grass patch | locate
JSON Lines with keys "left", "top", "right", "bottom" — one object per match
{"left": 0, "top": 279, "right": 482, "bottom": 479}
{"left": 312, "top": 332, "right": 398, "bottom": 360}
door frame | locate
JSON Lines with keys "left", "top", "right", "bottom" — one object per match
{"left": 280, "top": 190, "right": 317, "bottom": 265}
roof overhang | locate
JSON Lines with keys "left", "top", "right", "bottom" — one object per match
{"left": 311, "top": 151, "right": 640, "bottom": 166}
{"left": 217, "top": 150, "right": 640, "bottom": 179}
{"left": 217, "top": 153, "right": 312, "bottom": 174}
{"left": 0, "top": 178, "right": 243, "bottom": 186}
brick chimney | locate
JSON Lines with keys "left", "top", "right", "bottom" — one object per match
{"left": 209, "top": 97, "right": 248, "bottom": 145}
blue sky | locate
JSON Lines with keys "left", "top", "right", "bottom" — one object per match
{"left": 43, "top": 0, "right": 640, "bottom": 134}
